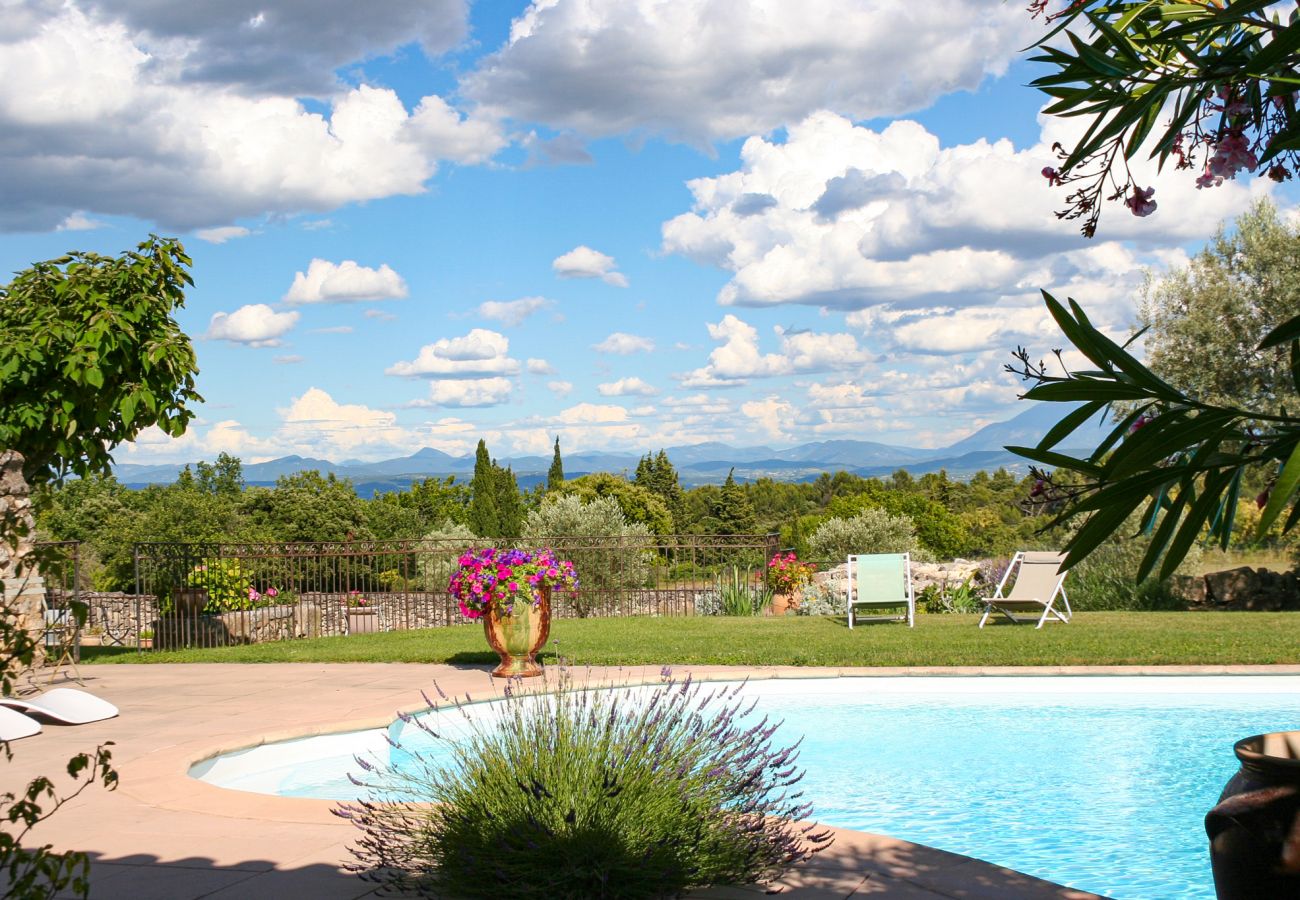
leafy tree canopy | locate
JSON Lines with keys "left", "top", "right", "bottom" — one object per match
{"left": 1137, "top": 199, "right": 1300, "bottom": 415}
{"left": 0, "top": 236, "right": 201, "bottom": 485}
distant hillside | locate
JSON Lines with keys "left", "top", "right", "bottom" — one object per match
{"left": 114, "top": 401, "right": 1100, "bottom": 492}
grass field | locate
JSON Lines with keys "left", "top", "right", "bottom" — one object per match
{"left": 83, "top": 612, "right": 1300, "bottom": 668}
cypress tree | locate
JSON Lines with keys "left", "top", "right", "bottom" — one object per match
{"left": 468, "top": 439, "right": 499, "bottom": 538}
{"left": 496, "top": 464, "right": 523, "bottom": 540}
{"left": 548, "top": 437, "right": 565, "bottom": 490}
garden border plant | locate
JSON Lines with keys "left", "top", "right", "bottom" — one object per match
{"left": 334, "top": 665, "right": 832, "bottom": 898}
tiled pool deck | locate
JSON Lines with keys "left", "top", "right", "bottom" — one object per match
{"left": 11, "top": 662, "right": 1296, "bottom": 899}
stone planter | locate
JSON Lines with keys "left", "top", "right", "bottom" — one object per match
{"left": 1206, "top": 731, "right": 1300, "bottom": 898}
{"left": 348, "top": 608, "right": 378, "bottom": 635}
{"left": 483, "top": 588, "right": 551, "bottom": 678}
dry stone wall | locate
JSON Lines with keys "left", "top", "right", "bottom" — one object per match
{"left": 0, "top": 450, "right": 45, "bottom": 665}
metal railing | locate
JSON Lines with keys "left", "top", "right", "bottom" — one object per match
{"left": 132, "top": 534, "right": 781, "bottom": 650}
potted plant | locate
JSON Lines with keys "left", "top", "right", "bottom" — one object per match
{"left": 346, "top": 591, "right": 377, "bottom": 635}
{"left": 766, "top": 552, "right": 816, "bottom": 616}
{"left": 448, "top": 548, "right": 578, "bottom": 677}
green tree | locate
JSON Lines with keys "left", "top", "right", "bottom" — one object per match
{"left": 242, "top": 471, "right": 368, "bottom": 543}
{"left": 634, "top": 450, "right": 684, "bottom": 529}
{"left": 495, "top": 465, "right": 523, "bottom": 541}
{"left": 556, "top": 473, "right": 674, "bottom": 536}
{"left": 195, "top": 453, "right": 245, "bottom": 497}
{"left": 547, "top": 437, "right": 564, "bottom": 490}
{"left": 1137, "top": 200, "right": 1300, "bottom": 415}
{"left": 0, "top": 237, "right": 202, "bottom": 485}
{"left": 468, "top": 440, "right": 500, "bottom": 539}
{"left": 366, "top": 476, "right": 469, "bottom": 540}
{"left": 711, "top": 469, "right": 757, "bottom": 535}
{"left": 1031, "top": 2, "right": 1300, "bottom": 237}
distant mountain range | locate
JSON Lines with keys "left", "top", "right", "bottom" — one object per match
{"left": 113, "top": 401, "right": 1109, "bottom": 495}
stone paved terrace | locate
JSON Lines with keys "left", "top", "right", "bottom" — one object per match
{"left": 10, "top": 662, "right": 1294, "bottom": 899}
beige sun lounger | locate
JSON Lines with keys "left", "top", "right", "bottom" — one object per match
{"left": 0, "top": 688, "right": 118, "bottom": 724}
{"left": 847, "top": 552, "right": 915, "bottom": 628}
{"left": 978, "top": 551, "right": 1071, "bottom": 629}
{"left": 0, "top": 706, "right": 42, "bottom": 741}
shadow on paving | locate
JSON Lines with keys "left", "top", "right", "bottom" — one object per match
{"left": 48, "top": 852, "right": 394, "bottom": 900}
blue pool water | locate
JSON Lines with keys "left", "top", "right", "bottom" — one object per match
{"left": 191, "top": 676, "right": 1300, "bottom": 900}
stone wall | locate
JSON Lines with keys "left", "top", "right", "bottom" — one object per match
{"left": 0, "top": 450, "right": 45, "bottom": 666}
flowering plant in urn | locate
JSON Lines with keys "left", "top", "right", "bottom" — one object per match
{"left": 448, "top": 548, "right": 579, "bottom": 619}
{"left": 765, "top": 552, "right": 816, "bottom": 595}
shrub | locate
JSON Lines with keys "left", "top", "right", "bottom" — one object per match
{"left": 794, "top": 582, "right": 843, "bottom": 617}
{"left": 806, "top": 509, "right": 918, "bottom": 563}
{"left": 523, "top": 495, "right": 654, "bottom": 614}
{"left": 415, "top": 521, "right": 478, "bottom": 591}
{"left": 1065, "top": 536, "right": 1197, "bottom": 611}
{"left": 336, "top": 668, "right": 831, "bottom": 899}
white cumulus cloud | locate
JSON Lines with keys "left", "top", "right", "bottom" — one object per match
{"left": 593, "top": 332, "right": 654, "bottom": 354}
{"left": 553, "top": 245, "right": 628, "bottom": 287}
{"left": 464, "top": 0, "right": 1032, "bottom": 145}
{"left": 195, "top": 226, "right": 251, "bottom": 244}
{"left": 205, "top": 303, "right": 299, "bottom": 347}
{"left": 0, "top": 6, "right": 504, "bottom": 232}
{"left": 597, "top": 377, "right": 658, "bottom": 397}
{"left": 284, "top": 258, "right": 408, "bottom": 304}
{"left": 419, "top": 377, "right": 514, "bottom": 408}
{"left": 478, "top": 296, "right": 552, "bottom": 326}
{"left": 276, "top": 387, "right": 414, "bottom": 457}
{"left": 386, "top": 329, "right": 520, "bottom": 378}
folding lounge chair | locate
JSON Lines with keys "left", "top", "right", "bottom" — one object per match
{"left": 847, "top": 552, "right": 915, "bottom": 628}
{"left": 0, "top": 706, "right": 41, "bottom": 741}
{"left": 0, "top": 688, "right": 118, "bottom": 724}
{"left": 978, "top": 551, "right": 1072, "bottom": 629}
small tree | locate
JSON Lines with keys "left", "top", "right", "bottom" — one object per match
{"left": 712, "top": 469, "right": 756, "bottom": 534}
{"left": 494, "top": 465, "right": 523, "bottom": 541}
{"left": 0, "top": 237, "right": 202, "bottom": 485}
{"left": 547, "top": 437, "right": 564, "bottom": 490}
{"left": 468, "top": 440, "right": 500, "bottom": 539}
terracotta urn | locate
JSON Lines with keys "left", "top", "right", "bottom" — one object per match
{"left": 771, "top": 591, "right": 801, "bottom": 616}
{"left": 1206, "top": 731, "right": 1300, "bottom": 898}
{"left": 483, "top": 587, "right": 551, "bottom": 678}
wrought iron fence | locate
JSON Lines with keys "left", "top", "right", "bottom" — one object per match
{"left": 132, "top": 533, "right": 781, "bottom": 650}
{"left": 34, "top": 541, "right": 81, "bottom": 666}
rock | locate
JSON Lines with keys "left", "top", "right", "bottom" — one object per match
{"left": 1168, "top": 574, "right": 1208, "bottom": 606}
{"left": 1203, "top": 566, "right": 1300, "bottom": 611}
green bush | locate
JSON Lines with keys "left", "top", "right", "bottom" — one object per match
{"left": 414, "top": 521, "right": 478, "bottom": 591}
{"left": 806, "top": 509, "right": 918, "bottom": 563}
{"left": 523, "top": 495, "right": 655, "bottom": 613}
{"left": 1066, "top": 538, "right": 1192, "bottom": 611}
{"left": 337, "top": 668, "right": 831, "bottom": 899}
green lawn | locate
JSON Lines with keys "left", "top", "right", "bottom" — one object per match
{"left": 83, "top": 612, "right": 1300, "bottom": 667}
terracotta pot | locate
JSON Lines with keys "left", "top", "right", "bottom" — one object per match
{"left": 1206, "top": 731, "right": 1300, "bottom": 899}
{"left": 482, "top": 587, "right": 551, "bottom": 678}
{"left": 347, "top": 608, "right": 378, "bottom": 635}
{"left": 771, "top": 592, "right": 801, "bottom": 616}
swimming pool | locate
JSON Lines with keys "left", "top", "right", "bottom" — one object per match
{"left": 190, "top": 675, "right": 1300, "bottom": 900}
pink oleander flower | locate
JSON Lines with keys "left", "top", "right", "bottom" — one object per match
{"left": 1041, "top": 166, "right": 1061, "bottom": 186}
{"left": 1124, "top": 186, "right": 1157, "bottom": 217}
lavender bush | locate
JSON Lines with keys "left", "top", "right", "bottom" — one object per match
{"left": 334, "top": 667, "right": 831, "bottom": 898}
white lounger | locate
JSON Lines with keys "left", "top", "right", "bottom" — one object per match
{"left": 0, "top": 706, "right": 42, "bottom": 741}
{"left": 0, "top": 688, "right": 118, "bottom": 724}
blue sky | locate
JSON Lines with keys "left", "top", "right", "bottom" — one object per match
{"left": 0, "top": 1, "right": 1288, "bottom": 464}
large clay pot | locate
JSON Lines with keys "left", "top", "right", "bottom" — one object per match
{"left": 1206, "top": 731, "right": 1300, "bottom": 899}
{"left": 771, "top": 592, "right": 800, "bottom": 616}
{"left": 482, "top": 587, "right": 551, "bottom": 678}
